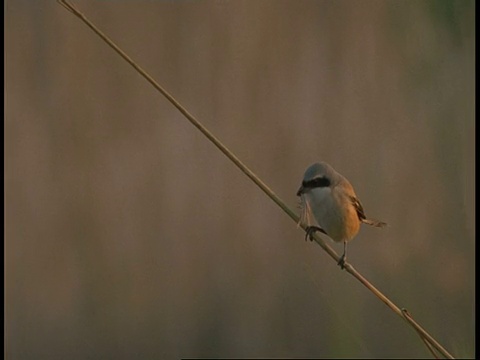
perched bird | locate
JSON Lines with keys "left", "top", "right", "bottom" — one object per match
{"left": 297, "top": 162, "right": 386, "bottom": 268}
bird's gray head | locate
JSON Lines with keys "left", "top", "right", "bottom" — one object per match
{"left": 296, "top": 162, "right": 339, "bottom": 196}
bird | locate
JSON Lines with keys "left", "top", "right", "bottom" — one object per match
{"left": 296, "top": 162, "right": 386, "bottom": 269}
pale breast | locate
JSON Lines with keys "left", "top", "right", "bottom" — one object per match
{"left": 304, "top": 187, "right": 360, "bottom": 242}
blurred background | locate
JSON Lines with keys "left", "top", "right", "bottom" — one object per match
{"left": 5, "top": 0, "right": 475, "bottom": 358}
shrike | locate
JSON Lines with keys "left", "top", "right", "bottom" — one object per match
{"left": 297, "top": 162, "right": 386, "bottom": 268}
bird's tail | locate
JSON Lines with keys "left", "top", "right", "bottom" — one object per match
{"left": 361, "top": 218, "right": 387, "bottom": 228}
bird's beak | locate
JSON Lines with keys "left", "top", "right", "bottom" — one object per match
{"left": 296, "top": 185, "right": 304, "bottom": 197}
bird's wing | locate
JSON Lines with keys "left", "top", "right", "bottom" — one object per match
{"left": 349, "top": 195, "right": 387, "bottom": 227}
{"left": 349, "top": 195, "right": 367, "bottom": 221}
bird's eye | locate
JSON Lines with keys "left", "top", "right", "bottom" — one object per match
{"left": 314, "top": 177, "right": 330, "bottom": 187}
{"left": 304, "top": 176, "right": 330, "bottom": 189}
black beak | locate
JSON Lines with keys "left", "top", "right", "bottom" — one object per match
{"left": 296, "top": 185, "right": 304, "bottom": 196}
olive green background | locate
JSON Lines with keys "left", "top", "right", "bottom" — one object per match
{"left": 5, "top": 1, "right": 475, "bottom": 358}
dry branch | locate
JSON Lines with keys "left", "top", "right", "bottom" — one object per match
{"left": 57, "top": 2, "right": 455, "bottom": 358}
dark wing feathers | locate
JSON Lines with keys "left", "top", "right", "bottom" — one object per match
{"left": 350, "top": 195, "right": 387, "bottom": 228}
{"left": 349, "top": 195, "right": 367, "bottom": 221}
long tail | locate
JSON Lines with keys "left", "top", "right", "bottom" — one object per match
{"left": 361, "top": 218, "right": 387, "bottom": 228}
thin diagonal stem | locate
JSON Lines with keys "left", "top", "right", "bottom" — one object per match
{"left": 57, "top": 2, "right": 455, "bottom": 358}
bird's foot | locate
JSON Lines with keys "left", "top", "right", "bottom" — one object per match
{"left": 337, "top": 254, "right": 347, "bottom": 270}
{"left": 304, "top": 226, "right": 327, "bottom": 241}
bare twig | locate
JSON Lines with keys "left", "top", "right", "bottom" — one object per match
{"left": 402, "top": 308, "right": 442, "bottom": 359}
{"left": 57, "top": 1, "right": 455, "bottom": 358}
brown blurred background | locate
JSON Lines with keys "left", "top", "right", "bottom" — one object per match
{"left": 5, "top": 1, "right": 475, "bottom": 358}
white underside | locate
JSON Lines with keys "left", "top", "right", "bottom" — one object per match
{"left": 300, "top": 187, "right": 359, "bottom": 242}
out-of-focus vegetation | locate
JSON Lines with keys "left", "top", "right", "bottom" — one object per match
{"left": 5, "top": 1, "right": 474, "bottom": 358}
